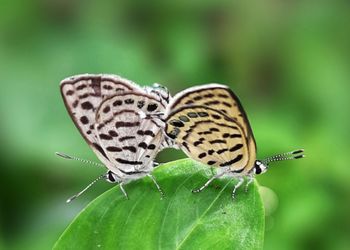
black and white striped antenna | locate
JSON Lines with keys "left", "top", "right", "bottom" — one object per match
{"left": 261, "top": 149, "right": 305, "bottom": 165}
{"left": 66, "top": 173, "right": 107, "bottom": 203}
{"left": 55, "top": 152, "right": 105, "bottom": 168}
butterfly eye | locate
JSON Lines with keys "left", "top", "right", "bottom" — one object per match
{"left": 107, "top": 171, "right": 118, "bottom": 183}
{"left": 253, "top": 160, "right": 267, "bottom": 175}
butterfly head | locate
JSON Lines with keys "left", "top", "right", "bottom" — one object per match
{"left": 252, "top": 149, "right": 305, "bottom": 175}
{"left": 106, "top": 171, "right": 122, "bottom": 184}
{"left": 145, "top": 83, "right": 171, "bottom": 104}
{"left": 253, "top": 160, "right": 268, "bottom": 175}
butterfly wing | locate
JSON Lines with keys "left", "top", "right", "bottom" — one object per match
{"left": 165, "top": 105, "right": 253, "bottom": 173}
{"left": 95, "top": 92, "right": 166, "bottom": 175}
{"left": 60, "top": 74, "right": 142, "bottom": 166}
{"left": 168, "top": 84, "right": 256, "bottom": 170}
{"left": 169, "top": 84, "right": 255, "bottom": 144}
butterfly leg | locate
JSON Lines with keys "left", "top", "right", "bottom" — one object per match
{"left": 147, "top": 174, "right": 165, "bottom": 199}
{"left": 192, "top": 172, "right": 226, "bottom": 194}
{"left": 245, "top": 175, "right": 255, "bottom": 193}
{"left": 119, "top": 183, "right": 129, "bottom": 200}
{"left": 232, "top": 177, "right": 244, "bottom": 200}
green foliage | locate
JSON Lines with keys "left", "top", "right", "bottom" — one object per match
{"left": 54, "top": 159, "right": 264, "bottom": 250}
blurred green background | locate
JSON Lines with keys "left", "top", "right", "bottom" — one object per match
{"left": 0, "top": 0, "right": 349, "bottom": 249}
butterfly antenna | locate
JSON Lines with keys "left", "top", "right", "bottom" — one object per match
{"left": 261, "top": 149, "right": 305, "bottom": 165}
{"left": 66, "top": 173, "right": 107, "bottom": 203}
{"left": 55, "top": 152, "right": 105, "bottom": 168}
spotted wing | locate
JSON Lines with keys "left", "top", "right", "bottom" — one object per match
{"left": 168, "top": 84, "right": 256, "bottom": 169}
{"left": 165, "top": 105, "right": 252, "bottom": 173}
{"left": 95, "top": 92, "right": 166, "bottom": 174}
{"left": 60, "top": 74, "right": 142, "bottom": 166}
{"left": 169, "top": 84, "right": 254, "bottom": 142}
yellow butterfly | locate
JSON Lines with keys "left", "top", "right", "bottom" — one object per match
{"left": 164, "top": 84, "right": 304, "bottom": 198}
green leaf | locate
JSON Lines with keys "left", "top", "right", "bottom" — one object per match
{"left": 54, "top": 159, "right": 265, "bottom": 250}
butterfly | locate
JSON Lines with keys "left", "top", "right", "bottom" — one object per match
{"left": 164, "top": 84, "right": 304, "bottom": 198}
{"left": 59, "top": 74, "right": 173, "bottom": 202}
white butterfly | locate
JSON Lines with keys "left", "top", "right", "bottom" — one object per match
{"left": 59, "top": 74, "right": 173, "bottom": 202}
{"left": 164, "top": 84, "right": 304, "bottom": 198}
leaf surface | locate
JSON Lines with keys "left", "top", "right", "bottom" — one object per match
{"left": 54, "top": 159, "right": 264, "bottom": 250}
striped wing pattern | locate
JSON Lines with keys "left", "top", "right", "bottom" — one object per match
{"left": 165, "top": 106, "right": 250, "bottom": 172}
{"left": 60, "top": 74, "right": 141, "bottom": 167}
{"left": 95, "top": 92, "right": 166, "bottom": 175}
{"left": 60, "top": 74, "right": 171, "bottom": 177}
{"left": 169, "top": 84, "right": 254, "bottom": 143}
{"left": 166, "top": 84, "right": 256, "bottom": 173}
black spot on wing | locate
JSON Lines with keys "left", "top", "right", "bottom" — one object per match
{"left": 137, "top": 130, "right": 155, "bottom": 137}
{"left": 80, "top": 116, "right": 89, "bottom": 124}
{"left": 137, "top": 100, "right": 145, "bottom": 109}
{"left": 198, "top": 152, "right": 206, "bottom": 159}
{"left": 211, "top": 114, "right": 221, "bottom": 120}
{"left": 169, "top": 119, "right": 184, "bottom": 127}
{"left": 187, "top": 112, "right": 198, "bottom": 118}
{"left": 218, "top": 94, "right": 229, "bottom": 98}
{"left": 113, "top": 100, "right": 122, "bottom": 106}
{"left": 222, "top": 102, "right": 232, "bottom": 107}
{"left": 81, "top": 101, "right": 93, "bottom": 110}
{"left": 108, "top": 130, "right": 118, "bottom": 137}
{"left": 124, "top": 99, "right": 134, "bottom": 104}
{"left": 179, "top": 115, "right": 190, "bottom": 122}
{"left": 103, "top": 85, "right": 113, "bottom": 90}
{"left": 229, "top": 144, "right": 243, "bottom": 152}
{"left": 198, "top": 112, "right": 209, "bottom": 117}
{"left": 217, "top": 148, "right": 228, "bottom": 154}
{"left": 78, "top": 93, "right": 89, "bottom": 99}
{"left": 99, "top": 134, "right": 113, "bottom": 140}
{"left": 66, "top": 90, "right": 74, "bottom": 96}
{"left": 115, "top": 158, "right": 142, "bottom": 165}
{"left": 204, "top": 100, "right": 220, "bottom": 106}
{"left": 115, "top": 121, "right": 140, "bottom": 128}
{"left": 204, "top": 93, "right": 214, "bottom": 98}
{"left": 106, "top": 146, "right": 122, "bottom": 152}
{"left": 223, "top": 133, "right": 242, "bottom": 139}
{"left": 209, "top": 139, "right": 226, "bottom": 144}
{"left": 119, "top": 136, "right": 135, "bottom": 142}
{"left": 103, "top": 106, "right": 111, "bottom": 113}
{"left": 72, "top": 100, "right": 79, "bottom": 108}
{"left": 122, "top": 146, "right": 137, "bottom": 153}
{"left": 208, "top": 149, "right": 214, "bottom": 155}
{"left": 76, "top": 84, "right": 87, "bottom": 90}
{"left": 219, "top": 154, "right": 243, "bottom": 167}
{"left": 193, "top": 96, "right": 203, "bottom": 101}
{"left": 147, "top": 103, "right": 158, "bottom": 112}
